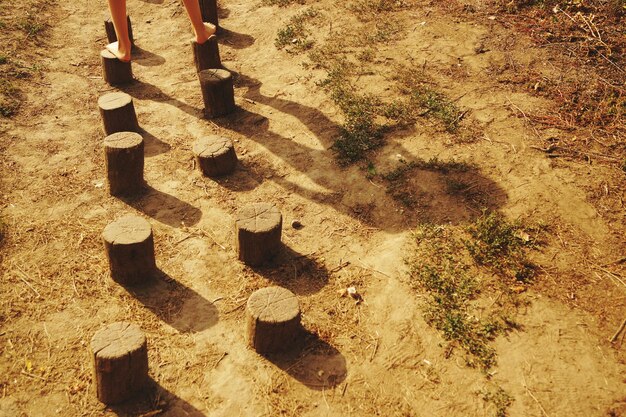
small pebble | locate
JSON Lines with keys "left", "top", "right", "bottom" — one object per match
{"left": 291, "top": 220, "right": 303, "bottom": 229}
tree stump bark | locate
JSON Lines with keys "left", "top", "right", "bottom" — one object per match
{"left": 246, "top": 286, "right": 302, "bottom": 355}
{"left": 191, "top": 35, "right": 221, "bottom": 72}
{"left": 235, "top": 203, "right": 282, "bottom": 266}
{"left": 102, "top": 215, "right": 156, "bottom": 286}
{"left": 104, "top": 132, "right": 144, "bottom": 196}
{"left": 98, "top": 92, "right": 139, "bottom": 135}
{"left": 91, "top": 322, "right": 149, "bottom": 404}
{"left": 193, "top": 135, "right": 237, "bottom": 177}
{"left": 101, "top": 49, "right": 133, "bottom": 86}
{"left": 199, "top": 0, "right": 219, "bottom": 30}
{"left": 104, "top": 14, "right": 134, "bottom": 46}
{"left": 198, "top": 69, "right": 235, "bottom": 118}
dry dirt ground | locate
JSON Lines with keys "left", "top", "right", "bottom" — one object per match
{"left": 1, "top": 0, "right": 625, "bottom": 416}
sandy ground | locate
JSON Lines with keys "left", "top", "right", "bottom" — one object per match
{"left": 1, "top": 0, "right": 625, "bottom": 416}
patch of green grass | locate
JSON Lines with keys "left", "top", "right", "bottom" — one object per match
{"left": 412, "top": 88, "right": 465, "bottom": 132}
{"left": 19, "top": 14, "right": 44, "bottom": 38}
{"left": 0, "top": 79, "right": 21, "bottom": 117}
{"left": 332, "top": 89, "right": 387, "bottom": 164}
{"left": 410, "top": 225, "right": 501, "bottom": 369}
{"left": 315, "top": 62, "right": 388, "bottom": 164}
{"left": 408, "top": 214, "right": 540, "bottom": 370}
{"left": 465, "top": 211, "right": 540, "bottom": 282}
{"left": 393, "top": 67, "right": 467, "bottom": 132}
{"left": 481, "top": 385, "right": 514, "bottom": 417}
{"left": 350, "top": 0, "right": 412, "bottom": 18}
{"left": 275, "top": 8, "right": 319, "bottom": 53}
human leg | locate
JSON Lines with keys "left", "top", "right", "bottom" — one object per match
{"left": 181, "top": 0, "right": 216, "bottom": 44}
{"left": 106, "top": 0, "right": 132, "bottom": 61}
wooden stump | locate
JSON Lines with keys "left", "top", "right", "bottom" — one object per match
{"left": 91, "top": 322, "right": 149, "bottom": 404}
{"left": 98, "top": 92, "right": 139, "bottom": 135}
{"left": 101, "top": 49, "right": 133, "bottom": 86}
{"left": 191, "top": 35, "right": 221, "bottom": 72}
{"left": 199, "top": 0, "right": 219, "bottom": 30}
{"left": 198, "top": 69, "right": 235, "bottom": 118}
{"left": 235, "top": 203, "right": 282, "bottom": 266}
{"left": 104, "top": 132, "right": 144, "bottom": 196}
{"left": 102, "top": 215, "right": 156, "bottom": 286}
{"left": 104, "top": 14, "right": 134, "bottom": 46}
{"left": 193, "top": 135, "right": 237, "bottom": 177}
{"left": 246, "top": 287, "right": 302, "bottom": 355}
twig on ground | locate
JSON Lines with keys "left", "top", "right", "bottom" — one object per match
{"left": 609, "top": 318, "right": 626, "bottom": 343}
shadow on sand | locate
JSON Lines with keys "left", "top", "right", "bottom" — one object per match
{"left": 249, "top": 244, "right": 330, "bottom": 295}
{"left": 123, "top": 269, "right": 218, "bottom": 333}
{"left": 263, "top": 330, "right": 347, "bottom": 390}
{"left": 120, "top": 185, "right": 202, "bottom": 228}
{"left": 109, "top": 377, "right": 206, "bottom": 416}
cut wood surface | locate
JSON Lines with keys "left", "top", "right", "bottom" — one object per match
{"left": 193, "top": 135, "right": 237, "bottom": 177}
{"left": 246, "top": 286, "right": 302, "bottom": 354}
{"left": 102, "top": 215, "right": 156, "bottom": 285}
{"left": 104, "top": 131, "right": 144, "bottom": 196}
{"left": 235, "top": 203, "right": 282, "bottom": 266}
{"left": 100, "top": 49, "right": 133, "bottom": 86}
{"left": 91, "top": 322, "right": 149, "bottom": 404}
{"left": 98, "top": 91, "right": 139, "bottom": 135}
{"left": 198, "top": 68, "right": 235, "bottom": 118}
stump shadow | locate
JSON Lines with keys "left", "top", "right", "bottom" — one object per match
{"left": 250, "top": 245, "right": 329, "bottom": 295}
{"left": 217, "top": 5, "right": 230, "bottom": 19}
{"left": 122, "top": 79, "right": 203, "bottom": 119}
{"left": 207, "top": 158, "right": 266, "bottom": 192}
{"left": 218, "top": 27, "right": 255, "bottom": 49}
{"left": 121, "top": 185, "right": 202, "bottom": 228}
{"left": 132, "top": 46, "right": 166, "bottom": 67}
{"left": 139, "top": 128, "right": 171, "bottom": 157}
{"left": 109, "top": 377, "right": 206, "bottom": 416}
{"left": 125, "top": 270, "right": 218, "bottom": 333}
{"left": 265, "top": 330, "right": 347, "bottom": 391}
{"left": 212, "top": 73, "right": 508, "bottom": 232}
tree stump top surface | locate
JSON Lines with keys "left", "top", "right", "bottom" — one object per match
{"left": 91, "top": 322, "right": 146, "bottom": 360}
{"left": 104, "top": 132, "right": 143, "bottom": 149}
{"left": 193, "top": 135, "right": 232, "bottom": 158}
{"left": 100, "top": 49, "right": 118, "bottom": 60}
{"left": 236, "top": 203, "right": 281, "bottom": 233}
{"left": 247, "top": 287, "right": 299, "bottom": 323}
{"left": 98, "top": 91, "right": 132, "bottom": 110}
{"left": 198, "top": 68, "right": 231, "bottom": 81}
{"left": 103, "top": 215, "right": 152, "bottom": 245}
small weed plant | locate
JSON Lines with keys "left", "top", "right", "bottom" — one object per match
{"left": 275, "top": 8, "right": 319, "bottom": 53}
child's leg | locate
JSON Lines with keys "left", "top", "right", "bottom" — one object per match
{"left": 106, "top": 0, "right": 132, "bottom": 61}
{"left": 181, "top": 0, "right": 216, "bottom": 44}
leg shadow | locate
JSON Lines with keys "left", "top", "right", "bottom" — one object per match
{"left": 250, "top": 245, "right": 329, "bottom": 295}
{"left": 121, "top": 185, "right": 202, "bottom": 228}
{"left": 132, "top": 46, "right": 166, "bottom": 67}
{"left": 122, "top": 80, "right": 203, "bottom": 119}
{"left": 200, "top": 157, "right": 270, "bottom": 192}
{"left": 265, "top": 330, "right": 347, "bottom": 390}
{"left": 140, "top": 128, "right": 171, "bottom": 157}
{"left": 125, "top": 269, "right": 218, "bottom": 333}
{"left": 218, "top": 27, "right": 255, "bottom": 49}
{"left": 109, "top": 377, "right": 206, "bottom": 416}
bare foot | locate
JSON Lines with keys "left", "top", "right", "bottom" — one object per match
{"left": 196, "top": 22, "right": 217, "bottom": 44}
{"left": 105, "top": 41, "right": 131, "bottom": 62}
